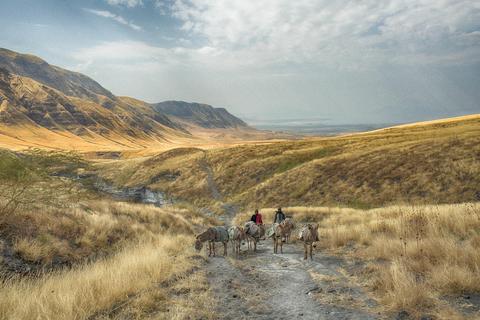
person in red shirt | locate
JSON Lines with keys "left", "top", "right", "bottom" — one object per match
{"left": 250, "top": 209, "right": 263, "bottom": 225}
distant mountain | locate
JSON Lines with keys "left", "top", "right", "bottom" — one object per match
{"left": 0, "top": 67, "right": 182, "bottom": 140}
{"left": 0, "top": 48, "right": 257, "bottom": 152}
{"left": 152, "top": 101, "right": 248, "bottom": 129}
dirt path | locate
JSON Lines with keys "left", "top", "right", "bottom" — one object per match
{"left": 205, "top": 238, "right": 381, "bottom": 320}
{"left": 198, "top": 153, "right": 239, "bottom": 224}
{"left": 199, "top": 153, "right": 222, "bottom": 201}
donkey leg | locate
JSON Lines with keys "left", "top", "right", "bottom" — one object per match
{"left": 304, "top": 243, "right": 307, "bottom": 260}
{"left": 280, "top": 239, "right": 283, "bottom": 254}
{"left": 212, "top": 242, "right": 216, "bottom": 257}
{"left": 310, "top": 243, "right": 313, "bottom": 260}
{"left": 224, "top": 242, "right": 227, "bottom": 256}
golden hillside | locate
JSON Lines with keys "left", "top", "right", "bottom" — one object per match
{"left": 96, "top": 114, "right": 480, "bottom": 210}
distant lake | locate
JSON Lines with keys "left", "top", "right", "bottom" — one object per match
{"left": 247, "top": 119, "right": 397, "bottom": 136}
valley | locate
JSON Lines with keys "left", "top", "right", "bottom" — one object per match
{"left": 0, "top": 48, "right": 479, "bottom": 320}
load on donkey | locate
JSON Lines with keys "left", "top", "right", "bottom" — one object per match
{"left": 267, "top": 218, "right": 295, "bottom": 254}
{"left": 244, "top": 221, "right": 265, "bottom": 252}
{"left": 194, "top": 208, "right": 319, "bottom": 260}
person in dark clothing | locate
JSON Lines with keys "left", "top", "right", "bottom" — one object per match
{"left": 250, "top": 211, "right": 256, "bottom": 223}
{"left": 250, "top": 209, "right": 263, "bottom": 225}
{"left": 274, "top": 207, "right": 286, "bottom": 224}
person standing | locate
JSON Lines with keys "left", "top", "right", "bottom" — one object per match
{"left": 274, "top": 207, "right": 286, "bottom": 224}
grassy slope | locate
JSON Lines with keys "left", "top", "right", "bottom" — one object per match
{"left": 96, "top": 114, "right": 480, "bottom": 211}
{"left": 0, "top": 149, "right": 216, "bottom": 320}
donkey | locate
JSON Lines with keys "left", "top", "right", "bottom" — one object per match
{"left": 269, "top": 223, "right": 287, "bottom": 254}
{"left": 228, "top": 226, "right": 246, "bottom": 256}
{"left": 298, "top": 223, "right": 319, "bottom": 260}
{"left": 244, "top": 222, "right": 265, "bottom": 252}
{"left": 281, "top": 218, "right": 295, "bottom": 243}
{"left": 195, "top": 226, "right": 229, "bottom": 257}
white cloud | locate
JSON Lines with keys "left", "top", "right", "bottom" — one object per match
{"left": 105, "top": 0, "right": 143, "bottom": 8}
{"left": 170, "top": 0, "right": 480, "bottom": 67}
{"left": 71, "top": 1, "right": 480, "bottom": 123}
{"left": 85, "top": 9, "right": 142, "bottom": 31}
{"left": 73, "top": 41, "right": 166, "bottom": 63}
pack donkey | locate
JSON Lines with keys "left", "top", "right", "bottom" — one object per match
{"left": 298, "top": 223, "right": 319, "bottom": 260}
{"left": 268, "top": 223, "right": 287, "bottom": 254}
{"left": 244, "top": 221, "right": 265, "bottom": 252}
{"left": 281, "top": 218, "right": 295, "bottom": 243}
{"left": 195, "top": 226, "right": 229, "bottom": 256}
{"left": 228, "top": 225, "right": 246, "bottom": 256}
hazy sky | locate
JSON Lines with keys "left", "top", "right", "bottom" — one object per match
{"left": 1, "top": 0, "right": 479, "bottom": 124}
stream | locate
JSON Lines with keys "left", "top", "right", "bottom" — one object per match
{"left": 92, "top": 179, "right": 174, "bottom": 207}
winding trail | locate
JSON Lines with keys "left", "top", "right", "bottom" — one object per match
{"left": 199, "top": 153, "right": 222, "bottom": 202}
{"left": 198, "top": 152, "right": 238, "bottom": 224}
{"left": 198, "top": 153, "right": 380, "bottom": 319}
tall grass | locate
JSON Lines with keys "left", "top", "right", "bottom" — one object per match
{"left": 238, "top": 203, "right": 480, "bottom": 317}
{"left": 0, "top": 200, "right": 217, "bottom": 319}
{"left": 0, "top": 234, "right": 214, "bottom": 320}
{"left": 0, "top": 201, "right": 205, "bottom": 271}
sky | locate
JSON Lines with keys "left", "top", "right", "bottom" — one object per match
{"left": 0, "top": 0, "right": 479, "bottom": 124}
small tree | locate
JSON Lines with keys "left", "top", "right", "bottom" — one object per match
{"left": 0, "top": 152, "right": 36, "bottom": 217}
{"left": 0, "top": 150, "right": 88, "bottom": 219}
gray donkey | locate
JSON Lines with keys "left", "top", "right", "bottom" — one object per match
{"left": 195, "top": 226, "right": 229, "bottom": 256}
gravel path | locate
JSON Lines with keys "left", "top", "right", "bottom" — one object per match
{"left": 205, "top": 239, "right": 381, "bottom": 320}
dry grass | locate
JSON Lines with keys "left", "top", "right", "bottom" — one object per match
{"left": 96, "top": 115, "right": 480, "bottom": 212}
{"left": 0, "top": 234, "right": 215, "bottom": 320}
{"left": 0, "top": 200, "right": 211, "bottom": 273}
{"left": 247, "top": 203, "right": 480, "bottom": 318}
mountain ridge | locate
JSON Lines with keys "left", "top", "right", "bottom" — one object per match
{"left": 0, "top": 48, "right": 254, "bottom": 153}
{"left": 0, "top": 48, "right": 114, "bottom": 101}
{"left": 152, "top": 100, "right": 248, "bottom": 129}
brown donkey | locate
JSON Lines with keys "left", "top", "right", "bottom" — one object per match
{"left": 195, "top": 226, "right": 229, "bottom": 257}
{"left": 298, "top": 223, "right": 319, "bottom": 260}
